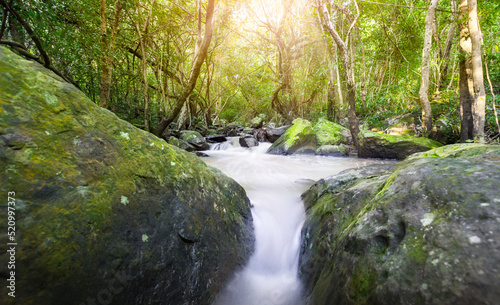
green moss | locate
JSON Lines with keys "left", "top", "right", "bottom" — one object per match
{"left": 0, "top": 46, "right": 252, "bottom": 301}
{"left": 313, "top": 118, "right": 348, "bottom": 146}
{"left": 360, "top": 130, "right": 442, "bottom": 147}
{"left": 348, "top": 266, "right": 377, "bottom": 303}
{"left": 267, "top": 118, "right": 317, "bottom": 154}
{"left": 408, "top": 143, "right": 500, "bottom": 160}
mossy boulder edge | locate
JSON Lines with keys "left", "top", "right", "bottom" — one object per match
{"left": 299, "top": 144, "right": 500, "bottom": 304}
{"left": 0, "top": 46, "right": 254, "bottom": 305}
{"left": 358, "top": 130, "right": 443, "bottom": 159}
{"left": 267, "top": 118, "right": 317, "bottom": 155}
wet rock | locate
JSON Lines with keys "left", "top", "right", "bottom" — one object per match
{"left": 0, "top": 46, "right": 254, "bottom": 305}
{"left": 267, "top": 119, "right": 317, "bottom": 155}
{"left": 180, "top": 130, "right": 209, "bottom": 151}
{"left": 206, "top": 134, "right": 227, "bottom": 143}
{"left": 300, "top": 144, "right": 500, "bottom": 305}
{"left": 195, "top": 151, "right": 210, "bottom": 157}
{"left": 358, "top": 130, "right": 442, "bottom": 160}
{"left": 256, "top": 125, "right": 290, "bottom": 143}
{"left": 239, "top": 135, "right": 259, "bottom": 148}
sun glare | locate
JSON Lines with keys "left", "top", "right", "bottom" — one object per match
{"left": 234, "top": 0, "right": 284, "bottom": 26}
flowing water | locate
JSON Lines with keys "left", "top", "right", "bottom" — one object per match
{"left": 205, "top": 139, "right": 393, "bottom": 305}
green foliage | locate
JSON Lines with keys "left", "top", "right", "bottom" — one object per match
{"left": 1, "top": 0, "right": 498, "bottom": 134}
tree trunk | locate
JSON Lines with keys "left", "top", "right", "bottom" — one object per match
{"left": 438, "top": 0, "right": 457, "bottom": 91}
{"left": 459, "top": 49, "right": 474, "bottom": 141}
{"left": 317, "top": 0, "right": 360, "bottom": 149}
{"left": 468, "top": 0, "right": 486, "bottom": 141}
{"left": 418, "top": 0, "right": 439, "bottom": 136}
{"left": 459, "top": 0, "right": 474, "bottom": 142}
{"left": 326, "top": 44, "right": 340, "bottom": 122}
{"left": 134, "top": 0, "right": 155, "bottom": 132}
{"left": 155, "top": 0, "right": 215, "bottom": 137}
{"left": 99, "top": 0, "right": 122, "bottom": 109}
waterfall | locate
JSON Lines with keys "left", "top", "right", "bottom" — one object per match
{"left": 204, "top": 142, "right": 391, "bottom": 305}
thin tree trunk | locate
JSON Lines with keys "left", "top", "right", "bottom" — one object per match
{"left": 484, "top": 57, "right": 500, "bottom": 134}
{"left": 418, "top": 0, "right": 439, "bottom": 136}
{"left": 326, "top": 44, "right": 340, "bottom": 122}
{"left": 357, "top": 27, "right": 367, "bottom": 111}
{"left": 155, "top": 0, "right": 215, "bottom": 137}
{"left": 438, "top": 0, "right": 457, "bottom": 91}
{"left": 317, "top": 0, "right": 360, "bottom": 148}
{"left": 134, "top": 0, "right": 155, "bottom": 132}
{"left": 0, "top": 5, "right": 8, "bottom": 39}
{"left": 99, "top": 0, "right": 122, "bottom": 109}
{"left": 459, "top": 0, "right": 474, "bottom": 142}
{"left": 468, "top": 0, "right": 486, "bottom": 141}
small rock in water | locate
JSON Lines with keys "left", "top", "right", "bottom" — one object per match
{"left": 195, "top": 151, "right": 210, "bottom": 157}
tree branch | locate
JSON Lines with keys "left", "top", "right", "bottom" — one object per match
{"left": 0, "top": 0, "right": 51, "bottom": 67}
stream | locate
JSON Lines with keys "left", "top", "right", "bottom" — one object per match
{"left": 204, "top": 138, "right": 393, "bottom": 305}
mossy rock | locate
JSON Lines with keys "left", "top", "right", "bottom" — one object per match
{"left": 179, "top": 130, "right": 209, "bottom": 151}
{"left": 0, "top": 46, "right": 254, "bottom": 305}
{"left": 267, "top": 118, "right": 317, "bottom": 155}
{"left": 300, "top": 144, "right": 500, "bottom": 305}
{"left": 358, "top": 130, "right": 443, "bottom": 160}
{"left": 316, "top": 144, "right": 347, "bottom": 157}
{"left": 313, "top": 118, "right": 348, "bottom": 146}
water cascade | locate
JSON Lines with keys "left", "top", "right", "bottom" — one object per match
{"left": 205, "top": 139, "right": 392, "bottom": 305}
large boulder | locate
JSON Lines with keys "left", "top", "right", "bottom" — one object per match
{"left": 313, "top": 118, "right": 349, "bottom": 146}
{"left": 179, "top": 130, "right": 209, "bottom": 151}
{"left": 358, "top": 130, "right": 442, "bottom": 159}
{"left": 0, "top": 47, "right": 254, "bottom": 305}
{"left": 299, "top": 144, "right": 500, "bottom": 305}
{"left": 267, "top": 118, "right": 317, "bottom": 155}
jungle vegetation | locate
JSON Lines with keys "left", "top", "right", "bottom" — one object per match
{"left": 1, "top": 0, "right": 499, "bottom": 144}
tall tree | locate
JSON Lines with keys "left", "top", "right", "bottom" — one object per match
{"left": 468, "top": 0, "right": 486, "bottom": 141}
{"left": 418, "top": 0, "right": 439, "bottom": 136}
{"left": 155, "top": 0, "right": 215, "bottom": 136}
{"left": 99, "top": 0, "right": 122, "bottom": 109}
{"left": 133, "top": 0, "right": 155, "bottom": 132}
{"left": 459, "top": 0, "right": 474, "bottom": 142}
{"left": 316, "top": 0, "right": 360, "bottom": 148}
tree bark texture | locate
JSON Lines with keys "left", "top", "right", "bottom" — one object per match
{"left": 459, "top": 0, "right": 474, "bottom": 142}
{"left": 468, "top": 0, "right": 486, "bottom": 141}
{"left": 459, "top": 49, "right": 474, "bottom": 142}
{"left": 418, "top": 0, "right": 439, "bottom": 136}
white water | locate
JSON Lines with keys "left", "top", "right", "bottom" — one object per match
{"left": 205, "top": 139, "right": 392, "bottom": 305}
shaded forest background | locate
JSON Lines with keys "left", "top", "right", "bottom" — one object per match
{"left": 1, "top": 0, "right": 499, "bottom": 143}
